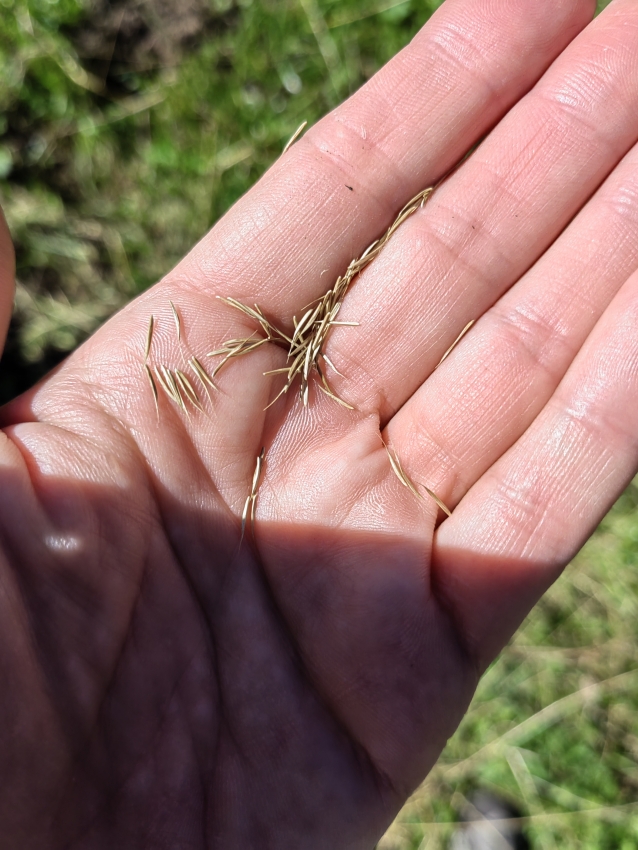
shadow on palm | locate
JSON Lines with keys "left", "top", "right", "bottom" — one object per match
{"left": 0, "top": 445, "right": 561, "bottom": 847}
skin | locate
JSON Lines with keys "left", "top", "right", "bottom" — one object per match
{"left": 1, "top": 0, "right": 638, "bottom": 845}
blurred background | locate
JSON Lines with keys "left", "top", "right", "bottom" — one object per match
{"left": 0, "top": 0, "right": 634, "bottom": 847}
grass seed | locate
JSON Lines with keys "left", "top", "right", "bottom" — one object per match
{"left": 145, "top": 315, "right": 154, "bottom": 360}
{"left": 282, "top": 120, "right": 308, "bottom": 154}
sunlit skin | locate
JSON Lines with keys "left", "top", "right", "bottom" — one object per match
{"left": 2, "top": 0, "right": 638, "bottom": 846}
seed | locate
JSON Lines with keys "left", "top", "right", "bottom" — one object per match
{"left": 175, "top": 370, "right": 203, "bottom": 411}
{"left": 384, "top": 441, "right": 451, "bottom": 517}
{"left": 282, "top": 120, "right": 308, "bottom": 154}
{"left": 190, "top": 356, "right": 218, "bottom": 394}
{"left": 144, "top": 363, "right": 159, "bottom": 418}
{"left": 169, "top": 301, "right": 181, "bottom": 341}
{"left": 436, "top": 320, "right": 475, "bottom": 369}
{"left": 241, "top": 447, "right": 266, "bottom": 543}
{"left": 145, "top": 315, "right": 154, "bottom": 360}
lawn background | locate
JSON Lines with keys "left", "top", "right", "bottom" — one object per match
{"left": 1, "top": 0, "right": 636, "bottom": 847}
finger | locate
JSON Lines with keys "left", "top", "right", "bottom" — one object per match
{"left": 326, "top": 0, "right": 638, "bottom": 421}
{"left": 0, "top": 208, "right": 15, "bottom": 358}
{"left": 388, "top": 133, "right": 638, "bottom": 514}
{"left": 433, "top": 265, "right": 638, "bottom": 670}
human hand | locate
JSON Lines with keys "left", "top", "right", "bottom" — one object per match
{"left": 1, "top": 0, "right": 637, "bottom": 846}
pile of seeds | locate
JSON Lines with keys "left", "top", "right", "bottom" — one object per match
{"left": 143, "top": 126, "right": 470, "bottom": 533}
{"left": 211, "top": 185, "right": 435, "bottom": 410}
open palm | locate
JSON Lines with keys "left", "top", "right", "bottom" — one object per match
{"left": 2, "top": 0, "right": 638, "bottom": 846}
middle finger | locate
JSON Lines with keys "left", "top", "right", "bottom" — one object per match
{"left": 326, "top": 0, "right": 638, "bottom": 424}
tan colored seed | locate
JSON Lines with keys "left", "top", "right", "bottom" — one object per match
{"left": 156, "top": 365, "right": 187, "bottom": 413}
{"left": 282, "top": 120, "right": 308, "bottom": 154}
{"left": 436, "top": 320, "right": 475, "bottom": 369}
{"left": 154, "top": 365, "right": 174, "bottom": 400}
{"left": 169, "top": 300, "right": 181, "bottom": 341}
{"left": 423, "top": 486, "right": 452, "bottom": 517}
{"left": 175, "top": 370, "right": 203, "bottom": 411}
{"left": 384, "top": 442, "right": 451, "bottom": 517}
{"left": 166, "top": 369, "right": 187, "bottom": 413}
{"left": 190, "top": 356, "right": 218, "bottom": 393}
{"left": 241, "top": 447, "right": 266, "bottom": 543}
{"left": 144, "top": 363, "right": 159, "bottom": 418}
{"left": 145, "top": 315, "right": 154, "bottom": 360}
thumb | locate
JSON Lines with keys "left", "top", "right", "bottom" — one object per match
{"left": 0, "top": 207, "right": 14, "bottom": 357}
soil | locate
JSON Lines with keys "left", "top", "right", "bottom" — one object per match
{"left": 68, "top": 0, "right": 237, "bottom": 91}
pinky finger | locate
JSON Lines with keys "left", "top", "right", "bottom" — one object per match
{"left": 434, "top": 265, "right": 638, "bottom": 669}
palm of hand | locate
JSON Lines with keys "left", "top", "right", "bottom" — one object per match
{"left": 3, "top": 0, "right": 638, "bottom": 847}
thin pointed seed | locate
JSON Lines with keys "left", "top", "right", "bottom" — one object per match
{"left": 241, "top": 448, "right": 266, "bottom": 543}
{"left": 217, "top": 296, "right": 292, "bottom": 343}
{"left": 385, "top": 444, "right": 421, "bottom": 500}
{"left": 286, "top": 348, "right": 306, "bottom": 376}
{"left": 322, "top": 354, "right": 344, "bottom": 378}
{"left": 176, "top": 370, "right": 203, "bottom": 411}
{"left": 209, "top": 332, "right": 259, "bottom": 352}
{"left": 164, "top": 367, "right": 187, "bottom": 413}
{"left": 145, "top": 315, "right": 154, "bottom": 360}
{"left": 264, "top": 382, "right": 289, "bottom": 411}
{"left": 317, "top": 384, "right": 354, "bottom": 410}
{"left": 166, "top": 369, "right": 186, "bottom": 412}
{"left": 211, "top": 339, "right": 271, "bottom": 376}
{"left": 303, "top": 342, "right": 313, "bottom": 382}
{"left": 283, "top": 120, "right": 307, "bottom": 154}
{"left": 154, "top": 365, "right": 176, "bottom": 401}
{"left": 387, "top": 449, "right": 406, "bottom": 487}
{"left": 206, "top": 334, "right": 254, "bottom": 357}
{"left": 318, "top": 366, "right": 331, "bottom": 394}
{"left": 360, "top": 239, "right": 379, "bottom": 261}
{"left": 436, "top": 320, "right": 476, "bottom": 369}
{"left": 386, "top": 446, "right": 411, "bottom": 491}
{"left": 211, "top": 356, "right": 231, "bottom": 378}
{"left": 169, "top": 300, "right": 181, "bottom": 341}
{"left": 420, "top": 188, "right": 434, "bottom": 208}
{"left": 144, "top": 364, "right": 159, "bottom": 417}
{"left": 423, "top": 486, "right": 452, "bottom": 517}
{"left": 240, "top": 495, "right": 251, "bottom": 543}
{"left": 252, "top": 447, "right": 265, "bottom": 493}
{"left": 291, "top": 307, "right": 316, "bottom": 347}
{"left": 385, "top": 443, "right": 452, "bottom": 516}
{"left": 250, "top": 494, "right": 257, "bottom": 538}
{"left": 241, "top": 339, "right": 271, "bottom": 354}
{"left": 190, "top": 356, "right": 218, "bottom": 392}
{"left": 218, "top": 297, "right": 273, "bottom": 333}
{"left": 263, "top": 367, "right": 291, "bottom": 376}
{"left": 394, "top": 455, "right": 422, "bottom": 502}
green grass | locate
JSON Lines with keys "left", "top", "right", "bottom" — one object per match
{"left": 380, "top": 480, "right": 638, "bottom": 849}
{"left": 0, "top": 0, "right": 440, "bottom": 391}
{"left": 1, "top": 1, "right": 637, "bottom": 847}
